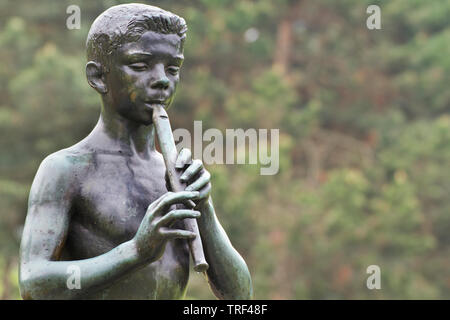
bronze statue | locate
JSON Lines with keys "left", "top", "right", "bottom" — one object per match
{"left": 19, "top": 3, "right": 252, "bottom": 300}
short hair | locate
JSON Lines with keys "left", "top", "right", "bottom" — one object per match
{"left": 86, "top": 3, "right": 187, "bottom": 70}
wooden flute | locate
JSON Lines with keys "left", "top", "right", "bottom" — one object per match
{"left": 152, "top": 105, "right": 209, "bottom": 272}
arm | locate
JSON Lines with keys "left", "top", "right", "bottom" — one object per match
{"left": 19, "top": 153, "right": 201, "bottom": 300}
{"left": 196, "top": 198, "right": 253, "bottom": 300}
{"left": 176, "top": 149, "right": 253, "bottom": 299}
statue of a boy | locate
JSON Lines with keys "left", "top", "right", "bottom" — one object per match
{"left": 19, "top": 3, "right": 252, "bottom": 300}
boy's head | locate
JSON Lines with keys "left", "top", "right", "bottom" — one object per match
{"left": 86, "top": 3, "right": 187, "bottom": 70}
{"left": 85, "top": 4, "right": 187, "bottom": 125}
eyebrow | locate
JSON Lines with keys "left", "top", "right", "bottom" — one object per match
{"left": 124, "top": 51, "right": 184, "bottom": 62}
{"left": 124, "top": 51, "right": 152, "bottom": 58}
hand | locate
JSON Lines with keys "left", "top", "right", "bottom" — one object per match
{"left": 133, "top": 190, "right": 201, "bottom": 263}
{"left": 175, "top": 148, "right": 212, "bottom": 204}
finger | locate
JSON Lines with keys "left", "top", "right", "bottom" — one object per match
{"left": 155, "top": 191, "right": 200, "bottom": 214}
{"left": 159, "top": 227, "right": 197, "bottom": 240}
{"left": 147, "top": 192, "right": 166, "bottom": 212}
{"left": 197, "top": 184, "right": 211, "bottom": 199}
{"left": 156, "top": 210, "right": 201, "bottom": 228}
{"left": 175, "top": 148, "right": 192, "bottom": 169}
{"left": 185, "top": 171, "right": 211, "bottom": 192}
{"left": 144, "top": 195, "right": 167, "bottom": 223}
{"left": 180, "top": 159, "right": 203, "bottom": 182}
{"left": 147, "top": 190, "right": 176, "bottom": 217}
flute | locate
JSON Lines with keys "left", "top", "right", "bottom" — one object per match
{"left": 152, "top": 105, "right": 209, "bottom": 272}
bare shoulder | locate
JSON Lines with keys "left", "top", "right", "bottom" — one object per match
{"left": 29, "top": 146, "right": 94, "bottom": 205}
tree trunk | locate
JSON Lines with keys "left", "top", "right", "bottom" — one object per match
{"left": 272, "top": 1, "right": 302, "bottom": 75}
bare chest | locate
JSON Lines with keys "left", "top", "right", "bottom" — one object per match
{"left": 70, "top": 154, "right": 169, "bottom": 251}
{"left": 63, "top": 154, "right": 190, "bottom": 299}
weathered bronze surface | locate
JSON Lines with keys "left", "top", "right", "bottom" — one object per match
{"left": 19, "top": 3, "right": 252, "bottom": 300}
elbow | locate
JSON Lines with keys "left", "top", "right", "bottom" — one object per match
{"left": 243, "top": 280, "right": 254, "bottom": 300}
{"left": 224, "top": 255, "right": 254, "bottom": 299}
{"left": 213, "top": 268, "right": 253, "bottom": 300}
{"left": 219, "top": 283, "right": 253, "bottom": 300}
{"left": 19, "top": 269, "right": 42, "bottom": 300}
{"left": 233, "top": 271, "right": 253, "bottom": 300}
{"left": 19, "top": 281, "right": 34, "bottom": 300}
{"left": 19, "top": 270, "right": 38, "bottom": 300}
{"left": 19, "top": 273, "right": 60, "bottom": 300}
{"left": 235, "top": 260, "right": 253, "bottom": 299}
{"left": 19, "top": 262, "right": 55, "bottom": 300}
{"left": 19, "top": 263, "right": 34, "bottom": 300}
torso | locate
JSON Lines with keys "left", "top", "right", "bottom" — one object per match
{"left": 60, "top": 145, "right": 190, "bottom": 299}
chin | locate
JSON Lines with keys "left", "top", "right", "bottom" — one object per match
{"left": 126, "top": 108, "right": 154, "bottom": 126}
{"left": 134, "top": 116, "right": 153, "bottom": 126}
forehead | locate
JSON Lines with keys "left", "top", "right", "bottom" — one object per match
{"left": 118, "top": 31, "right": 184, "bottom": 59}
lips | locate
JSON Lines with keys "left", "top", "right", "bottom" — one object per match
{"left": 146, "top": 100, "right": 164, "bottom": 104}
{"left": 144, "top": 101, "right": 165, "bottom": 111}
{"left": 144, "top": 99, "right": 167, "bottom": 106}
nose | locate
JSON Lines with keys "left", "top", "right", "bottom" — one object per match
{"left": 151, "top": 77, "right": 170, "bottom": 90}
{"left": 150, "top": 66, "right": 170, "bottom": 90}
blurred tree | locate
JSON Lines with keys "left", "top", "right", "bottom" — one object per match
{"left": 0, "top": 0, "right": 449, "bottom": 299}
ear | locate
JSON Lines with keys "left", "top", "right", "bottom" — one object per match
{"left": 86, "top": 61, "right": 107, "bottom": 94}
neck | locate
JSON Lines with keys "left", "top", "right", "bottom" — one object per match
{"left": 90, "top": 105, "right": 156, "bottom": 159}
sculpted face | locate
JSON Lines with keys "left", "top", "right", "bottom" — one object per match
{"left": 105, "top": 30, "right": 184, "bottom": 125}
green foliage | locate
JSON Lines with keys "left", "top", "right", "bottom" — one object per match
{"left": 0, "top": 0, "right": 449, "bottom": 299}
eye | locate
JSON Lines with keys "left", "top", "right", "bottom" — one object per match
{"left": 128, "top": 62, "right": 148, "bottom": 71}
{"left": 167, "top": 66, "right": 180, "bottom": 75}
